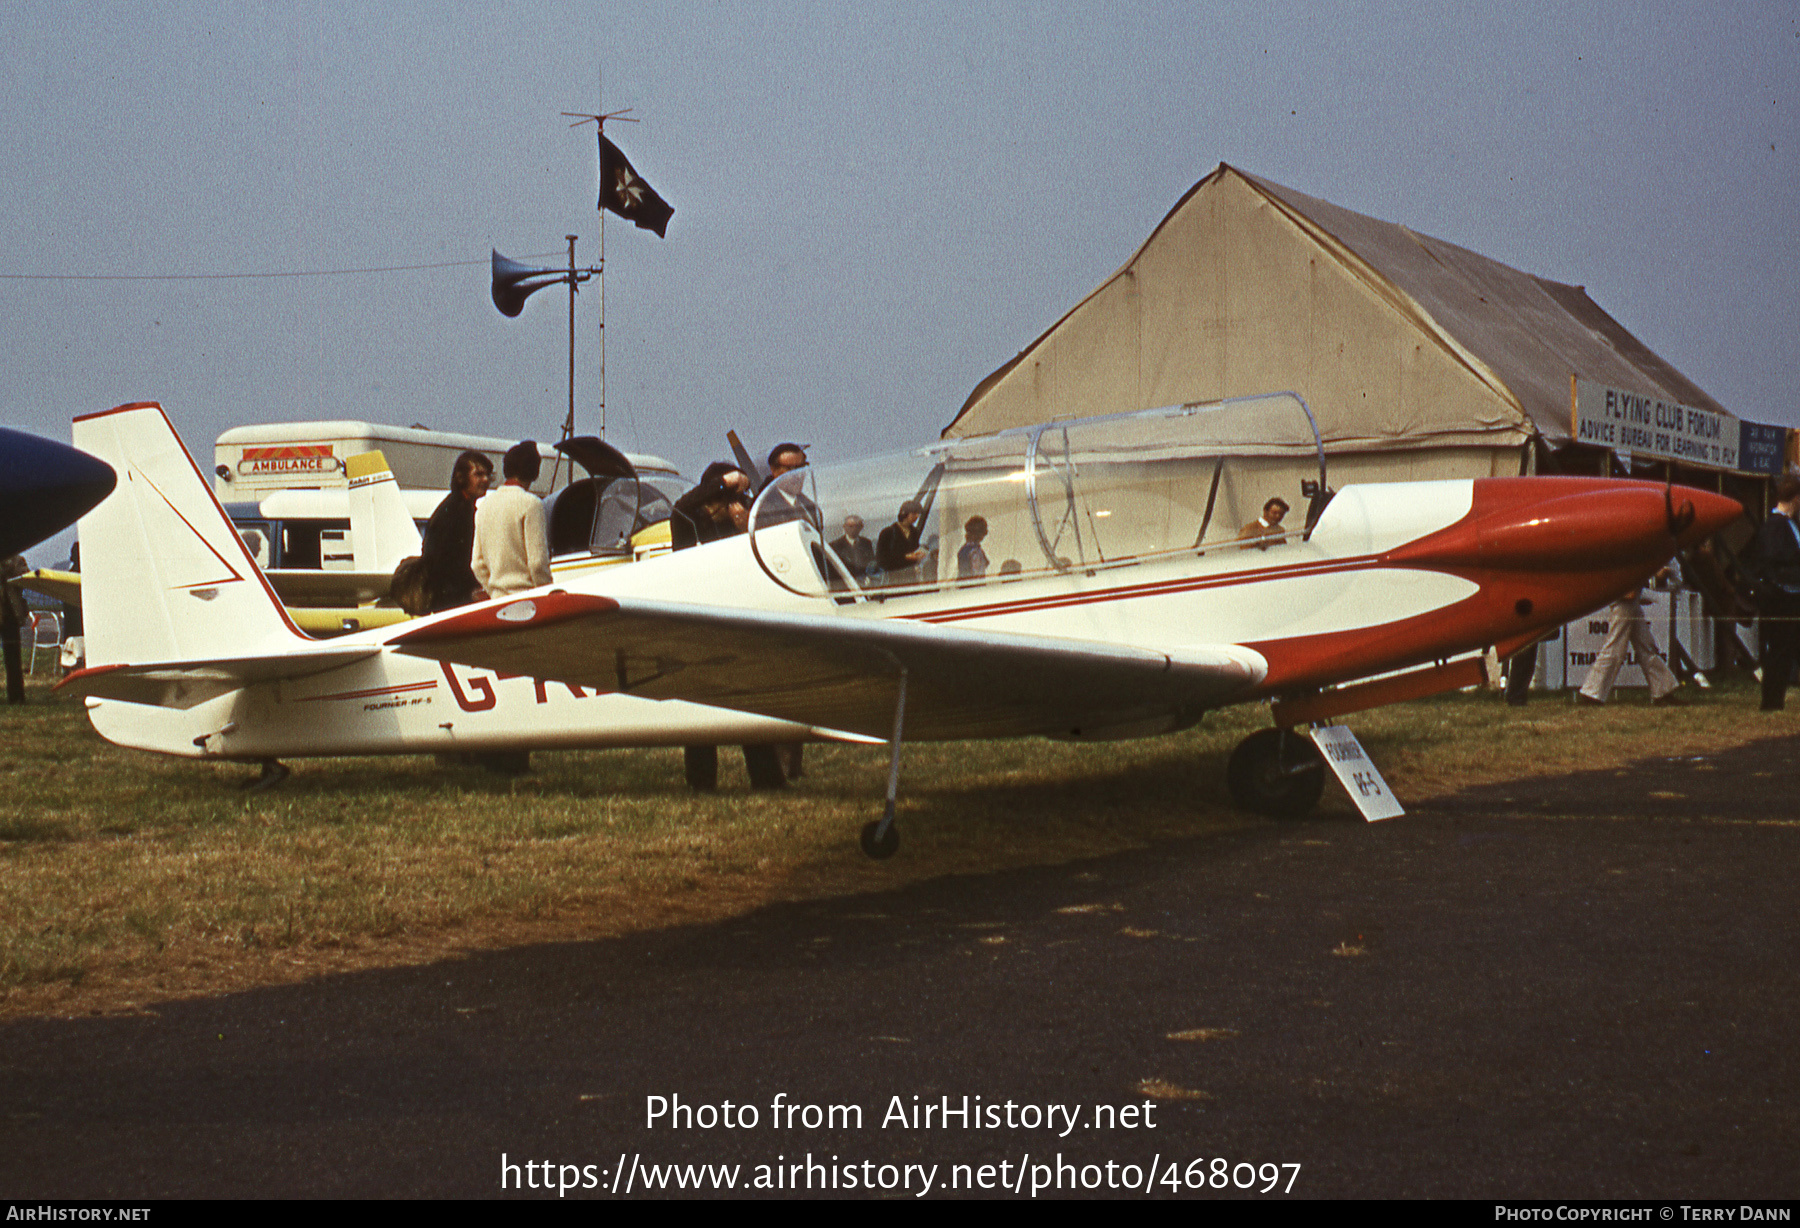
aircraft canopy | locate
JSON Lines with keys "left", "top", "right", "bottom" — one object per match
{"left": 749, "top": 393, "right": 1328, "bottom": 600}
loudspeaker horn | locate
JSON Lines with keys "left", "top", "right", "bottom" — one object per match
{"left": 491, "top": 249, "right": 568, "bottom": 318}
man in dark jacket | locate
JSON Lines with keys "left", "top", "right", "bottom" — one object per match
{"left": 670, "top": 462, "right": 751, "bottom": 551}
{"left": 828, "top": 514, "right": 875, "bottom": 580}
{"left": 420, "top": 450, "right": 492, "bottom": 613}
{"left": 1753, "top": 474, "right": 1800, "bottom": 711}
{"left": 875, "top": 500, "right": 927, "bottom": 586}
{"left": 669, "top": 462, "right": 784, "bottom": 792}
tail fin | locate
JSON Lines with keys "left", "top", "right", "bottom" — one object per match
{"left": 72, "top": 402, "right": 305, "bottom": 666}
{"left": 345, "top": 450, "right": 423, "bottom": 572}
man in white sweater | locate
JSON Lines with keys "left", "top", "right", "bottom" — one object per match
{"left": 472, "top": 440, "right": 552, "bottom": 598}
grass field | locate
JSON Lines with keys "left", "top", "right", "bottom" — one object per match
{"left": 2, "top": 674, "right": 1793, "bottom": 1019}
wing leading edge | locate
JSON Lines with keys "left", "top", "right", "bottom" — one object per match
{"left": 391, "top": 592, "right": 1266, "bottom": 741}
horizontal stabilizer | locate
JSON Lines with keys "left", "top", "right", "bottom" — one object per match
{"left": 58, "top": 646, "right": 378, "bottom": 709}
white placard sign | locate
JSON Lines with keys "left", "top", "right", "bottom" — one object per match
{"left": 1572, "top": 379, "right": 1738, "bottom": 471}
{"left": 1564, "top": 591, "right": 1672, "bottom": 690}
{"left": 1306, "top": 725, "right": 1405, "bottom": 822}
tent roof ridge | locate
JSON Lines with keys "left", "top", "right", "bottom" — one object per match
{"left": 1233, "top": 172, "right": 1530, "bottom": 424}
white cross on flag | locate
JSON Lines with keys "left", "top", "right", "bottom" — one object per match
{"left": 598, "top": 135, "right": 673, "bottom": 238}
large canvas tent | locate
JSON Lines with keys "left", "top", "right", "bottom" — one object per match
{"left": 945, "top": 163, "right": 1737, "bottom": 489}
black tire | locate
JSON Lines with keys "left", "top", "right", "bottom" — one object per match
{"left": 860, "top": 820, "right": 900, "bottom": 860}
{"left": 1226, "top": 728, "right": 1325, "bottom": 818}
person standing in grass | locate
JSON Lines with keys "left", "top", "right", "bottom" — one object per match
{"left": 669, "top": 461, "right": 785, "bottom": 793}
{"left": 2, "top": 554, "right": 27, "bottom": 703}
{"left": 829, "top": 514, "right": 875, "bottom": 581}
{"left": 1751, "top": 474, "right": 1800, "bottom": 711}
{"left": 876, "top": 500, "right": 928, "bottom": 586}
{"left": 420, "top": 450, "right": 492, "bottom": 613}
{"left": 473, "top": 442, "right": 552, "bottom": 600}
{"left": 1576, "top": 565, "right": 1682, "bottom": 707}
{"left": 1236, "top": 497, "right": 1290, "bottom": 549}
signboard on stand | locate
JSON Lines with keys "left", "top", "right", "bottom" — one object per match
{"left": 1564, "top": 590, "right": 1717, "bottom": 684}
{"left": 1543, "top": 590, "right": 1712, "bottom": 693}
{"left": 1566, "top": 594, "right": 1659, "bottom": 690}
{"left": 1306, "top": 725, "right": 1404, "bottom": 822}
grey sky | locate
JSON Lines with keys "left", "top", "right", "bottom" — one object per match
{"left": 4, "top": 1, "right": 1796, "bottom": 563}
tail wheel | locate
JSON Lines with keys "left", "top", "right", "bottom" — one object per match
{"left": 1227, "top": 727, "right": 1325, "bottom": 818}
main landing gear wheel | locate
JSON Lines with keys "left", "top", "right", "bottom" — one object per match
{"left": 1226, "top": 728, "right": 1325, "bottom": 818}
{"left": 860, "top": 820, "right": 900, "bottom": 860}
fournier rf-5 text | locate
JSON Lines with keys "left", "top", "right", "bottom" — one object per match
{"left": 63, "top": 398, "right": 1738, "bottom": 857}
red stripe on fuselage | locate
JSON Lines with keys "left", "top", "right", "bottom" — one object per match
{"left": 900, "top": 552, "right": 1382, "bottom": 625}
{"left": 1238, "top": 568, "right": 1628, "bottom": 697}
{"left": 299, "top": 680, "right": 440, "bottom": 703}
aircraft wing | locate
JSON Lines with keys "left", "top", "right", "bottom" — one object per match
{"left": 391, "top": 592, "right": 1265, "bottom": 740}
{"left": 58, "top": 646, "right": 380, "bottom": 709}
{"left": 10, "top": 569, "right": 82, "bottom": 606}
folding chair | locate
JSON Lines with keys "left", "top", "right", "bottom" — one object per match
{"left": 25, "top": 610, "right": 61, "bottom": 676}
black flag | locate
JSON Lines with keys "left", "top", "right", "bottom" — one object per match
{"left": 598, "top": 135, "right": 673, "bottom": 238}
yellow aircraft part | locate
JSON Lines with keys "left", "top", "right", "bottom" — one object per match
{"left": 10, "top": 569, "right": 82, "bottom": 606}
{"left": 344, "top": 449, "right": 393, "bottom": 480}
{"left": 9, "top": 569, "right": 410, "bottom": 638}
{"left": 287, "top": 606, "right": 413, "bottom": 635}
{"left": 633, "top": 520, "right": 673, "bottom": 559}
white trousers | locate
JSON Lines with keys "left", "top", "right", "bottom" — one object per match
{"left": 1579, "top": 596, "right": 1678, "bottom": 702}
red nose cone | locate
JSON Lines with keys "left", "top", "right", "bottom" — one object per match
{"left": 1477, "top": 486, "right": 1673, "bottom": 571}
{"left": 1673, "top": 486, "right": 1745, "bottom": 547}
{"left": 1389, "top": 478, "right": 1744, "bottom": 574}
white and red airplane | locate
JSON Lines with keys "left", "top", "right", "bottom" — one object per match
{"left": 62, "top": 397, "right": 1738, "bottom": 857}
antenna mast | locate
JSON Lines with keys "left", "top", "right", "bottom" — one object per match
{"left": 562, "top": 100, "right": 638, "bottom": 442}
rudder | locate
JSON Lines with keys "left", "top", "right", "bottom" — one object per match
{"left": 345, "top": 450, "right": 423, "bottom": 572}
{"left": 73, "top": 402, "right": 304, "bottom": 666}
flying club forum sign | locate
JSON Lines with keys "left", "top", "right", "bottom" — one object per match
{"left": 1571, "top": 378, "right": 1738, "bottom": 471}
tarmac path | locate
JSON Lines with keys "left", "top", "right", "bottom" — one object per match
{"left": 4, "top": 733, "right": 1798, "bottom": 1199}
